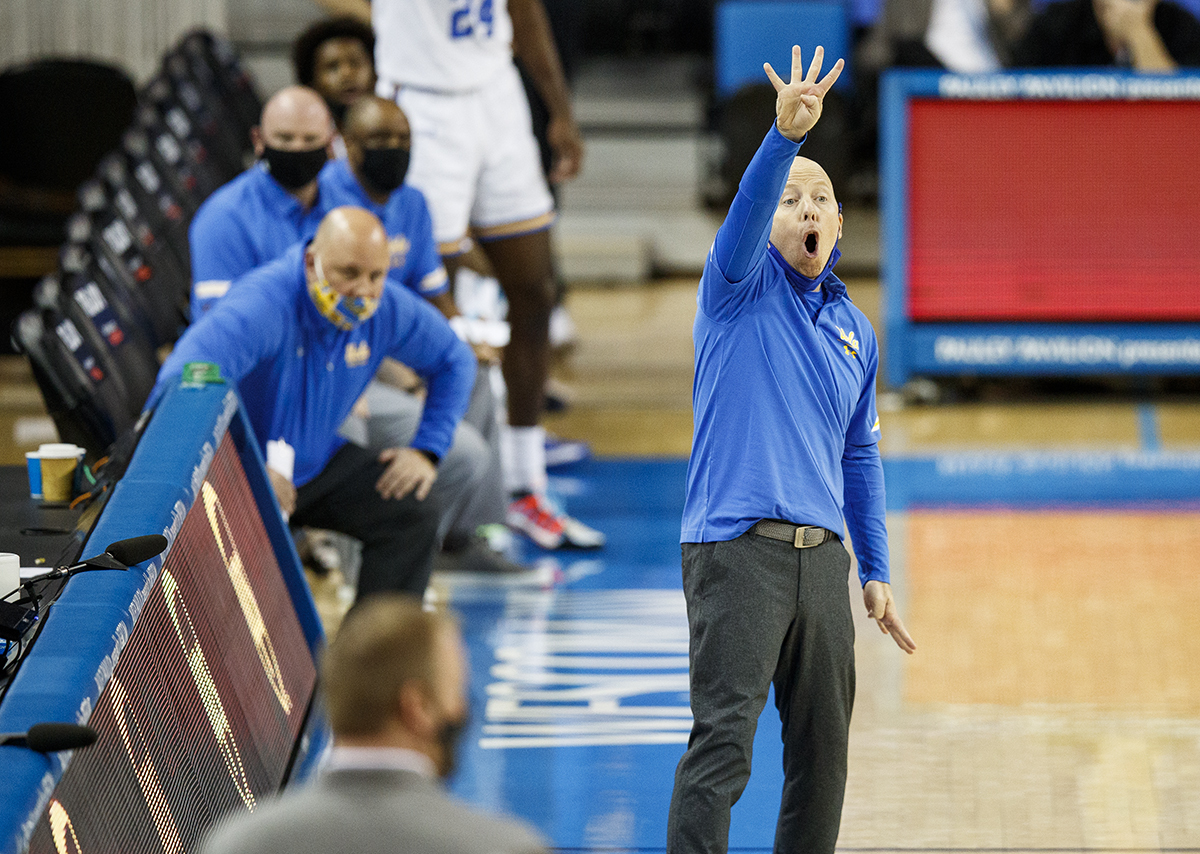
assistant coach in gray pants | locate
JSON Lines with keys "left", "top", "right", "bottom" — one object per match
{"left": 668, "top": 46, "right": 916, "bottom": 854}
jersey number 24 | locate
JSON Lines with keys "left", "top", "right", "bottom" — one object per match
{"left": 451, "top": 0, "right": 495, "bottom": 38}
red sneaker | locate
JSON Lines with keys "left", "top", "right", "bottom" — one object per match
{"left": 506, "top": 494, "right": 565, "bottom": 549}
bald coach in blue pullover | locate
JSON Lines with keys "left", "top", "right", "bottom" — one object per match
{"left": 151, "top": 207, "right": 476, "bottom": 599}
{"left": 669, "top": 47, "right": 916, "bottom": 854}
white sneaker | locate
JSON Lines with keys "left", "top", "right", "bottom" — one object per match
{"left": 560, "top": 515, "right": 606, "bottom": 550}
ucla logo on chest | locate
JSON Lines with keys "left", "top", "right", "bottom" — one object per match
{"left": 388, "top": 234, "right": 410, "bottom": 269}
{"left": 836, "top": 326, "right": 860, "bottom": 358}
{"left": 345, "top": 341, "right": 371, "bottom": 367}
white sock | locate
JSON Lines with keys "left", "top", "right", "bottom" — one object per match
{"left": 501, "top": 425, "right": 547, "bottom": 496}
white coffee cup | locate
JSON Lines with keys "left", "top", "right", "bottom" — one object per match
{"left": 266, "top": 439, "right": 295, "bottom": 483}
{"left": 0, "top": 553, "right": 21, "bottom": 602}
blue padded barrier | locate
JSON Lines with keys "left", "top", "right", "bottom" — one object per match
{"left": 0, "top": 379, "right": 327, "bottom": 854}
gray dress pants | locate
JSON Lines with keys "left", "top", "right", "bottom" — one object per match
{"left": 668, "top": 528, "right": 855, "bottom": 854}
{"left": 339, "top": 375, "right": 506, "bottom": 545}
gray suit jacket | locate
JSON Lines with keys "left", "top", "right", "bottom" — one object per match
{"left": 199, "top": 769, "right": 549, "bottom": 854}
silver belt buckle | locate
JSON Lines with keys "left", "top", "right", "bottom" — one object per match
{"left": 793, "top": 526, "right": 823, "bottom": 548}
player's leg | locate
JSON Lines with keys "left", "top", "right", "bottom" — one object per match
{"left": 472, "top": 63, "right": 602, "bottom": 549}
{"left": 383, "top": 85, "right": 524, "bottom": 565}
{"left": 478, "top": 226, "right": 554, "bottom": 479}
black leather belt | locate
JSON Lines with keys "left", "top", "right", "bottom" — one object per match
{"left": 752, "top": 520, "right": 836, "bottom": 549}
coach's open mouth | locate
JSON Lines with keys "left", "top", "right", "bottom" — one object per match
{"left": 804, "top": 231, "right": 818, "bottom": 256}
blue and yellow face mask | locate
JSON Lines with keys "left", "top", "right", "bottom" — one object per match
{"left": 308, "top": 255, "right": 380, "bottom": 330}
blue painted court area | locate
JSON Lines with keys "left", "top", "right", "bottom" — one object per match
{"left": 443, "top": 454, "right": 1200, "bottom": 850}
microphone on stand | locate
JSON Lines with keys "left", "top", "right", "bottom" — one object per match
{"left": 0, "top": 723, "right": 99, "bottom": 752}
{"left": 105, "top": 535, "right": 168, "bottom": 567}
{"left": 1, "top": 535, "right": 169, "bottom": 642}
{"left": 34, "top": 534, "right": 169, "bottom": 582}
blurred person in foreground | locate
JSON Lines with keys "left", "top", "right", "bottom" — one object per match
{"left": 669, "top": 46, "right": 916, "bottom": 854}
{"left": 199, "top": 593, "right": 548, "bottom": 854}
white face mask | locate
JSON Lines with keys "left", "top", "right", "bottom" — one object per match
{"left": 308, "top": 254, "right": 379, "bottom": 330}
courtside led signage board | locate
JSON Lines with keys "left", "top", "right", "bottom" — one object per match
{"left": 0, "top": 382, "right": 326, "bottom": 854}
{"left": 25, "top": 434, "right": 316, "bottom": 853}
{"left": 881, "top": 71, "right": 1200, "bottom": 384}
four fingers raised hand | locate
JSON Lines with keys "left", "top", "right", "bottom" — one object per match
{"left": 763, "top": 45, "right": 845, "bottom": 141}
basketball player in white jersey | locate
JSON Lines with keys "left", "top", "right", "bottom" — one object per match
{"left": 315, "top": 0, "right": 601, "bottom": 550}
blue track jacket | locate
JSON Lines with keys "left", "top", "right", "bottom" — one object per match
{"left": 681, "top": 124, "right": 889, "bottom": 586}
{"left": 151, "top": 244, "right": 476, "bottom": 486}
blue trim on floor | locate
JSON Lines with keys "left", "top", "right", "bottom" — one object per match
{"left": 541, "top": 452, "right": 1200, "bottom": 520}
{"left": 883, "top": 450, "right": 1200, "bottom": 508}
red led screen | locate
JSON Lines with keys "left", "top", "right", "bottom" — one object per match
{"left": 27, "top": 433, "right": 316, "bottom": 854}
{"left": 907, "top": 99, "right": 1200, "bottom": 321}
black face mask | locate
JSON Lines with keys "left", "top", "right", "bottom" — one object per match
{"left": 262, "top": 145, "right": 328, "bottom": 191}
{"left": 360, "top": 146, "right": 410, "bottom": 194}
{"left": 326, "top": 99, "right": 349, "bottom": 128}
{"left": 435, "top": 711, "right": 468, "bottom": 780}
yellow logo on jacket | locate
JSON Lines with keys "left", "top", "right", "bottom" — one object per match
{"left": 388, "top": 234, "right": 410, "bottom": 270}
{"left": 345, "top": 341, "right": 371, "bottom": 367}
{"left": 836, "top": 326, "right": 860, "bottom": 358}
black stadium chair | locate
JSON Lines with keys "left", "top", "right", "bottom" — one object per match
{"left": 78, "top": 179, "right": 190, "bottom": 306}
{"left": 162, "top": 52, "right": 251, "bottom": 179}
{"left": 9, "top": 28, "right": 269, "bottom": 451}
{"left": 180, "top": 31, "right": 262, "bottom": 142}
{"left": 11, "top": 306, "right": 142, "bottom": 456}
{"left": 33, "top": 273, "right": 159, "bottom": 415}
{"left": 63, "top": 214, "right": 187, "bottom": 349}
{"left": 97, "top": 150, "right": 192, "bottom": 271}
{"left": 124, "top": 119, "right": 204, "bottom": 218}
{"left": 141, "top": 75, "right": 238, "bottom": 193}
{"left": 58, "top": 244, "right": 158, "bottom": 356}
{"left": 138, "top": 85, "right": 228, "bottom": 203}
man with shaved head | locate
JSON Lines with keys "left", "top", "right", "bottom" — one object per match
{"left": 319, "top": 96, "right": 513, "bottom": 567}
{"left": 325, "top": 96, "right": 448, "bottom": 307}
{"left": 669, "top": 48, "right": 916, "bottom": 854}
{"left": 188, "top": 85, "right": 336, "bottom": 317}
{"left": 150, "top": 206, "right": 476, "bottom": 598}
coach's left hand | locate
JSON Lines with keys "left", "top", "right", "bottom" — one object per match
{"left": 376, "top": 447, "right": 437, "bottom": 501}
{"left": 864, "top": 580, "right": 916, "bottom": 654}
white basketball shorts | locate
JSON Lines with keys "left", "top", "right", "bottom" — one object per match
{"left": 386, "top": 62, "right": 555, "bottom": 256}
